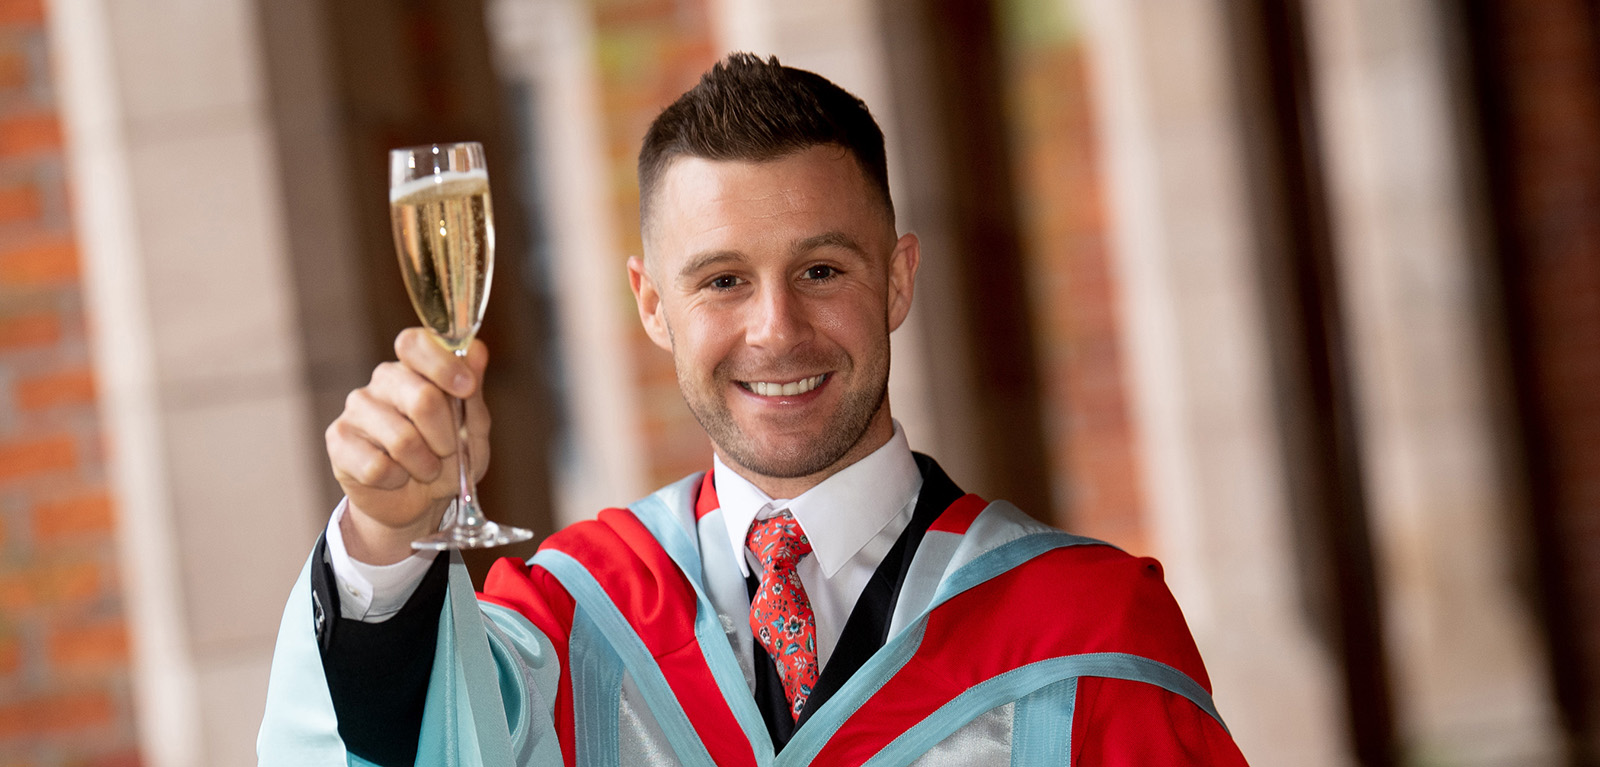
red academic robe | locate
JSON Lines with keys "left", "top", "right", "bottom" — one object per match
{"left": 478, "top": 470, "right": 1250, "bottom": 766}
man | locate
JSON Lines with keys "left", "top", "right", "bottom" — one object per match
{"left": 259, "top": 53, "right": 1248, "bottom": 765}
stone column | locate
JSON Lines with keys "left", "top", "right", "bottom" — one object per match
{"left": 1078, "top": 1, "right": 1353, "bottom": 763}
{"left": 1303, "top": 0, "right": 1562, "bottom": 762}
{"left": 486, "top": 0, "right": 649, "bottom": 526}
{"left": 47, "top": 0, "right": 324, "bottom": 762}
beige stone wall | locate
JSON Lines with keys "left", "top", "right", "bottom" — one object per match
{"left": 48, "top": 0, "right": 325, "bottom": 761}
{"left": 1305, "top": 0, "right": 1561, "bottom": 762}
{"left": 1078, "top": 2, "right": 1353, "bottom": 763}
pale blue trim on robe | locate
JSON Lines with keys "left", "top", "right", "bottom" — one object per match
{"left": 532, "top": 549, "right": 719, "bottom": 765}
{"left": 865, "top": 653, "right": 1224, "bottom": 767}
{"left": 570, "top": 606, "right": 625, "bottom": 767}
{"left": 626, "top": 478, "right": 775, "bottom": 765}
{"left": 258, "top": 552, "right": 348, "bottom": 765}
{"left": 481, "top": 601, "right": 562, "bottom": 763}
{"left": 1010, "top": 677, "right": 1076, "bottom": 766}
{"left": 258, "top": 550, "right": 561, "bottom": 766}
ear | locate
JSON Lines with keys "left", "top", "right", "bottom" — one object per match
{"left": 628, "top": 255, "right": 674, "bottom": 351}
{"left": 886, "top": 232, "right": 920, "bottom": 332}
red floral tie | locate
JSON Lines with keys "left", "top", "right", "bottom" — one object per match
{"left": 746, "top": 510, "right": 819, "bottom": 720}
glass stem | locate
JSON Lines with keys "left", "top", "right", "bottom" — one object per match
{"left": 450, "top": 367, "right": 485, "bottom": 530}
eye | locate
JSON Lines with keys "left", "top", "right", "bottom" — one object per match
{"left": 708, "top": 274, "right": 741, "bottom": 290}
{"left": 803, "top": 264, "right": 837, "bottom": 281}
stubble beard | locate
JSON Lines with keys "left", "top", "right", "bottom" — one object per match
{"left": 678, "top": 339, "right": 891, "bottom": 481}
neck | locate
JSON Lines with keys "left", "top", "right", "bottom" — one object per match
{"left": 721, "top": 407, "right": 895, "bottom": 499}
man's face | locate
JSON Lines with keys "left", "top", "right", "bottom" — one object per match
{"left": 629, "top": 145, "right": 920, "bottom": 491}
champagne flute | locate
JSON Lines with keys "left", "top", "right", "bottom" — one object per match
{"left": 389, "top": 142, "right": 533, "bottom": 549}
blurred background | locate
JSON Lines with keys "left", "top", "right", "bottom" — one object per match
{"left": 0, "top": 0, "right": 1596, "bottom": 764}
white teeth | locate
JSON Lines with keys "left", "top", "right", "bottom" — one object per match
{"left": 747, "top": 375, "right": 824, "bottom": 397}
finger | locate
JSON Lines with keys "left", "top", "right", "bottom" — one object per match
{"left": 471, "top": 439, "right": 491, "bottom": 484}
{"left": 369, "top": 361, "right": 458, "bottom": 457}
{"left": 344, "top": 388, "right": 444, "bottom": 482}
{"left": 327, "top": 419, "right": 411, "bottom": 491}
{"left": 395, "top": 328, "right": 477, "bottom": 399}
{"left": 464, "top": 390, "right": 490, "bottom": 441}
{"left": 462, "top": 338, "right": 488, "bottom": 378}
{"left": 465, "top": 392, "right": 491, "bottom": 481}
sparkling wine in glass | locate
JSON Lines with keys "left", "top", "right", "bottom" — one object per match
{"left": 389, "top": 141, "right": 533, "bottom": 550}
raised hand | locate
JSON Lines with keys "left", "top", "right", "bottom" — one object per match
{"left": 325, "top": 328, "right": 491, "bottom": 564}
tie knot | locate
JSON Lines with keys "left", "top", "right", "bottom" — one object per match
{"left": 746, "top": 510, "right": 812, "bottom": 572}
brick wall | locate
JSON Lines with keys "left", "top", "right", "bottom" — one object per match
{"left": 0, "top": 0, "right": 139, "bottom": 764}
{"left": 1002, "top": 2, "right": 1145, "bottom": 550}
{"left": 591, "top": 0, "right": 718, "bottom": 489}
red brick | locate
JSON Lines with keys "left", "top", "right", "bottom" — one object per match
{"left": 0, "top": 237, "right": 76, "bottom": 285}
{"left": 15, "top": 366, "right": 95, "bottom": 411}
{"left": 32, "top": 492, "right": 113, "bottom": 539}
{"left": 88, "top": 750, "right": 142, "bottom": 767}
{"left": 0, "top": 47, "right": 25, "bottom": 92}
{"left": 47, "top": 619, "right": 128, "bottom": 670}
{"left": 0, "top": 434, "right": 74, "bottom": 483}
{"left": 0, "top": 634, "right": 19, "bottom": 676}
{"left": 0, "top": 559, "right": 101, "bottom": 611}
{"left": 0, "top": 311, "right": 60, "bottom": 349}
{"left": 0, "top": 0, "right": 40, "bottom": 26}
{"left": 0, "top": 181, "right": 41, "bottom": 223}
{"left": 0, "top": 691, "right": 114, "bottom": 737}
{"left": 0, "top": 112, "right": 60, "bottom": 156}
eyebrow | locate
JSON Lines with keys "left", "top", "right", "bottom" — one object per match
{"left": 676, "top": 250, "right": 743, "bottom": 285}
{"left": 794, "top": 231, "right": 866, "bottom": 257}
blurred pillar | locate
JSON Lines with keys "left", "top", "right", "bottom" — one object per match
{"left": 256, "top": 0, "right": 371, "bottom": 509}
{"left": 886, "top": 0, "right": 1057, "bottom": 520}
{"left": 1078, "top": 0, "right": 1354, "bottom": 763}
{"left": 485, "top": 0, "right": 649, "bottom": 526}
{"left": 567, "top": 1, "right": 716, "bottom": 491}
{"left": 1463, "top": 1, "right": 1600, "bottom": 760}
{"left": 1303, "top": 0, "right": 1562, "bottom": 763}
{"left": 997, "top": 0, "right": 1150, "bottom": 552}
{"left": 47, "top": 0, "right": 325, "bottom": 762}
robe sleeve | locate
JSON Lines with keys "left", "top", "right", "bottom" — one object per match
{"left": 1051, "top": 550, "right": 1249, "bottom": 766}
{"left": 1071, "top": 675, "right": 1249, "bottom": 765}
{"left": 257, "top": 540, "right": 565, "bottom": 766}
{"left": 316, "top": 536, "right": 448, "bottom": 765}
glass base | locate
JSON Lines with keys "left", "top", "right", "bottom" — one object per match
{"left": 411, "top": 520, "right": 536, "bottom": 550}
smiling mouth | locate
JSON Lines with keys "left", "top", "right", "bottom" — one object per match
{"left": 738, "top": 374, "right": 828, "bottom": 397}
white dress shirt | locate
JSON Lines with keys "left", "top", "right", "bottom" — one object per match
{"left": 326, "top": 421, "right": 924, "bottom": 670}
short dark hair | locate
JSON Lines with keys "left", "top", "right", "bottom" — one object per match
{"left": 638, "top": 53, "right": 894, "bottom": 231}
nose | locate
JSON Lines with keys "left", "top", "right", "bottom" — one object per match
{"left": 746, "top": 282, "right": 810, "bottom": 353}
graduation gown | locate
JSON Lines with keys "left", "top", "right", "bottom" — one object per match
{"left": 258, "top": 457, "right": 1247, "bottom": 766}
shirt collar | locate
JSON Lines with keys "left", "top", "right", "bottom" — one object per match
{"left": 715, "top": 421, "right": 921, "bottom": 579}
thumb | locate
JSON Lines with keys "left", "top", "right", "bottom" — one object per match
{"left": 463, "top": 338, "right": 489, "bottom": 379}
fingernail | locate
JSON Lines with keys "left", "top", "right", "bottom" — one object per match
{"left": 453, "top": 373, "right": 473, "bottom": 395}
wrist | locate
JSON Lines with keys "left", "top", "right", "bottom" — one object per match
{"left": 341, "top": 502, "right": 441, "bottom": 565}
